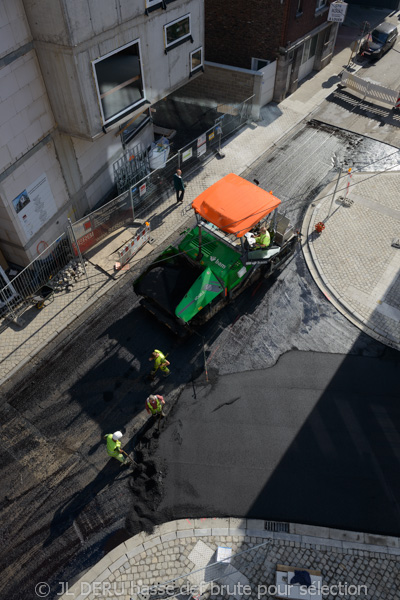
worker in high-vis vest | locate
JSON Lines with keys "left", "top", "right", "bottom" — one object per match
{"left": 104, "top": 431, "right": 127, "bottom": 465}
{"left": 146, "top": 394, "right": 166, "bottom": 429}
{"left": 149, "top": 349, "right": 170, "bottom": 379}
{"left": 255, "top": 226, "right": 270, "bottom": 249}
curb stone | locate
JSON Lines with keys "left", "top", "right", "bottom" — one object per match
{"left": 59, "top": 518, "right": 400, "bottom": 600}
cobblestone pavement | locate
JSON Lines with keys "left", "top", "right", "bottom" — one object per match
{"left": 302, "top": 171, "right": 400, "bottom": 351}
{"left": 61, "top": 519, "right": 400, "bottom": 600}
{"left": 1, "top": 14, "right": 399, "bottom": 384}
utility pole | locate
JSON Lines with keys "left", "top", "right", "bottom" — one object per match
{"left": 327, "top": 167, "right": 342, "bottom": 220}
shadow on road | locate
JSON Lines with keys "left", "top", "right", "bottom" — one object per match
{"left": 326, "top": 88, "right": 400, "bottom": 129}
{"left": 43, "top": 459, "right": 123, "bottom": 548}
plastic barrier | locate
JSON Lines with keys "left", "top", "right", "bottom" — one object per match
{"left": 115, "top": 222, "right": 151, "bottom": 270}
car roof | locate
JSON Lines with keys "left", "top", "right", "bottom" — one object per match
{"left": 192, "top": 173, "right": 281, "bottom": 237}
{"left": 373, "top": 22, "right": 397, "bottom": 34}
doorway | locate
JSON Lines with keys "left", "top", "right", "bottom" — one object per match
{"left": 298, "top": 34, "right": 318, "bottom": 81}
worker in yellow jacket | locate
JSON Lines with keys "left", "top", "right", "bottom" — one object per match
{"left": 149, "top": 349, "right": 170, "bottom": 379}
{"left": 255, "top": 226, "right": 270, "bottom": 248}
{"left": 104, "top": 431, "right": 127, "bottom": 465}
{"left": 146, "top": 394, "right": 166, "bottom": 430}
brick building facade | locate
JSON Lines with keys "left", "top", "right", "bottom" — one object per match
{"left": 205, "top": 0, "right": 338, "bottom": 102}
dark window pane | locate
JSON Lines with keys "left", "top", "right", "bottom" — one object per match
{"left": 166, "top": 17, "right": 190, "bottom": 46}
{"left": 310, "top": 34, "right": 317, "bottom": 58}
{"left": 95, "top": 43, "right": 144, "bottom": 123}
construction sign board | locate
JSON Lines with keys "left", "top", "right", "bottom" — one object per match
{"left": 328, "top": 1, "right": 348, "bottom": 22}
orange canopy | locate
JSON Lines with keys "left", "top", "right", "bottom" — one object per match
{"left": 191, "top": 173, "right": 281, "bottom": 238}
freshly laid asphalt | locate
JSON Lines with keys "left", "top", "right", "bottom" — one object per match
{"left": 156, "top": 351, "right": 400, "bottom": 537}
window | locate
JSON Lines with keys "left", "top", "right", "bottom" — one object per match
{"left": 324, "top": 25, "right": 331, "bottom": 45}
{"left": 190, "top": 47, "right": 203, "bottom": 73}
{"left": 251, "top": 58, "right": 270, "bottom": 70}
{"left": 120, "top": 109, "right": 151, "bottom": 147}
{"left": 296, "top": 0, "right": 303, "bottom": 15}
{"left": 301, "top": 35, "right": 317, "bottom": 64}
{"left": 316, "top": 0, "right": 327, "bottom": 10}
{"left": 164, "top": 15, "right": 191, "bottom": 50}
{"left": 92, "top": 40, "right": 145, "bottom": 125}
{"left": 145, "top": 0, "right": 163, "bottom": 12}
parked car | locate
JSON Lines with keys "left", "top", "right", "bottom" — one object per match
{"left": 361, "top": 22, "right": 398, "bottom": 60}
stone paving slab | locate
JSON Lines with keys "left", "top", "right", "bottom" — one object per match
{"left": 302, "top": 172, "right": 400, "bottom": 351}
{"left": 59, "top": 518, "right": 400, "bottom": 600}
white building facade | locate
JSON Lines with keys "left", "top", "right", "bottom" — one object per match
{"left": 0, "top": 0, "right": 204, "bottom": 266}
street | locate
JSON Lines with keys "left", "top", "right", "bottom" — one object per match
{"left": 2, "top": 122, "right": 400, "bottom": 600}
{"left": 155, "top": 351, "right": 400, "bottom": 535}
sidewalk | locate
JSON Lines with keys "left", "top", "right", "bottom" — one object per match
{"left": 302, "top": 171, "right": 400, "bottom": 351}
{"left": 59, "top": 517, "right": 400, "bottom": 600}
{"left": 1, "top": 8, "right": 400, "bottom": 385}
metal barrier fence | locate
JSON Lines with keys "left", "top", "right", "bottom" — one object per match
{"left": 68, "top": 94, "right": 254, "bottom": 258}
{"left": 130, "top": 95, "right": 255, "bottom": 220}
{"left": 0, "top": 231, "right": 86, "bottom": 324}
{"left": 0, "top": 96, "right": 253, "bottom": 324}
{"left": 341, "top": 71, "right": 399, "bottom": 107}
{"left": 114, "top": 141, "right": 150, "bottom": 196}
{"left": 70, "top": 190, "right": 134, "bottom": 256}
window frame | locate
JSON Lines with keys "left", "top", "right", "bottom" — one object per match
{"left": 301, "top": 35, "right": 317, "bottom": 65}
{"left": 164, "top": 14, "right": 192, "bottom": 51}
{"left": 92, "top": 38, "right": 146, "bottom": 126}
{"left": 190, "top": 47, "right": 203, "bottom": 73}
{"left": 145, "top": 0, "right": 163, "bottom": 13}
{"left": 251, "top": 57, "right": 270, "bottom": 71}
{"left": 323, "top": 25, "right": 331, "bottom": 45}
{"left": 119, "top": 108, "right": 151, "bottom": 148}
{"left": 315, "top": 0, "right": 327, "bottom": 11}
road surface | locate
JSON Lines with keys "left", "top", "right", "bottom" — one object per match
{"left": 1, "top": 123, "right": 399, "bottom": 599}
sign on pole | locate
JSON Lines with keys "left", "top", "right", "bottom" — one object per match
{"left": 328, "top": 1, "right": 348, "bottom": 23}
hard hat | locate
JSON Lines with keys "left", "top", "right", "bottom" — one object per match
{"left": 112, "top": 431, "right": 123, "bottom": 440}
{"left": 148, "top": 395, "right": 157, "bottom": 401}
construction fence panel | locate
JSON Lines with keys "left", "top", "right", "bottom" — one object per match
{"left": 67, "top": 94, "right": 255, "bottom": 258}
{"left": 129, "top": 97, "right": 254, "bottom": 220}
{"left": 0, "top": 233, "right": 79, "bottom": 323}
{"left": 114, "top": 143, "right": 150, "bottom": 196}
{"left": 70, "top": 191, "right": 134, "bottom": 255}
{"left": 179, "top": 124, "right": 220, "bottom": 172}
{"left": 341, "top": 71, "right": 398, "bottom": 106}
{"left": 219, "top": 95, "right": 254, "bottom": 140}
{"left": 130, "top": 153, "right": 180, "bottom": 220}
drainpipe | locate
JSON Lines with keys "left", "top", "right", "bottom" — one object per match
{"left": 280, "top": 0, "right": 291, "bottom": 49}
